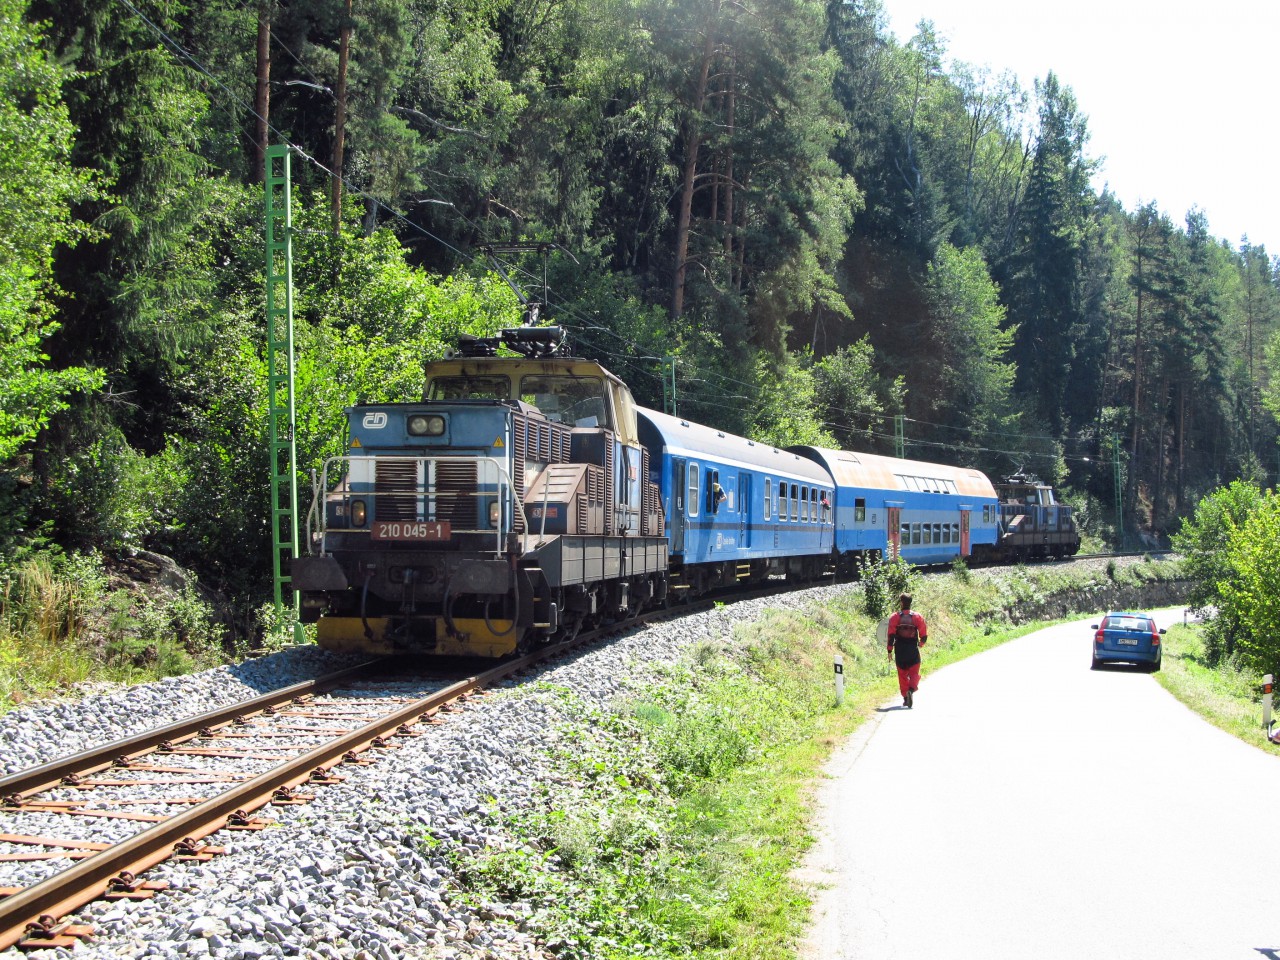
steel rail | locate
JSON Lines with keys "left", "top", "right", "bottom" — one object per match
{"left": 0, "top": 592, "right": 740, "bottom": 950}
{"left": 0, "top": 663, "right": 378, "bottom": 803}
{"left": 0, "top": 635, "right": 608, "bottom": 951}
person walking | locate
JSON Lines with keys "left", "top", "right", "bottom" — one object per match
{"left": 887, "top": 593, "right": 928, "bottom": 708}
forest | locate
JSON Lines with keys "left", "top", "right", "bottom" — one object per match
{"left": 3, "top": 0, "right": 1279, "bottom": 639}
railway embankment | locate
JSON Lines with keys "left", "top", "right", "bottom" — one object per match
{"left": 0, "top": 556, "right": 1188, "bottom": 960}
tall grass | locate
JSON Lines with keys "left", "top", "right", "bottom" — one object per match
{"left": 0, "top": 552, "right": 227, "bottom": 713}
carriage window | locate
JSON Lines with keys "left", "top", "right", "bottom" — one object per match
{"left": 900, "top": 522, "right": 910, "bottom": 543}
{"left": 800, "top": 487, "right": 809, "bottom": 522}
{"left": 427, "top": 375, "right": 511, "bottom": 400}
{"left": 779, "top": 482, "right": 788, "bottom": 521}
{"left": 519, "top": 375, "right": 609, "bottom": 427}
{"left": 688, "top": 463, "right": 701, "bottom": 518}
{"left": 912, "top": 523, "right": 922, "bottom": 545}
{"left": 792, "top": 486, "right": 799, "bottom": 521}
{"left": 952, "top": 523, "right": 960, "bottom": 542}
{"left": 764, "top": 479, "right": 772, "bottom": 520}
{"left": 934, "top": 523, "right": 943, "bottom": 543}
{"left": 855, "top": 498, "right": 866, "bottom": 522}
{"left": 810, "top": 488, "right": 819, "bottom": 521}
{"left": 941, "top": 524, "right": 951, "bottom": 545}
{"left": 923, "top": 524, "right": 932, "bottom": 545}
{"left": 708, "top": 470, "right": 726, "bottom": 513}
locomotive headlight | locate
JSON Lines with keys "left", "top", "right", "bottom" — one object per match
{"left": 351, "top": 499, "right": 368, "bottom": 526}
{"left": 488, "top": 501, "right": 501, "bottom": 527}
{"left": 407, "top": 414, "right": 446, "bottom": 437}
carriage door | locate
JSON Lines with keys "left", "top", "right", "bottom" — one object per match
{"left": 738, "top": 473, "right": 751, "bottom": 548}
{"left": 671, "top": 458, "right": 687, "bottom": 553}
{"left": 887, "top": 506, "right": 902, "bottom": 559}
{"left": 960, "top": 509, "right": 971, "bottom": 556}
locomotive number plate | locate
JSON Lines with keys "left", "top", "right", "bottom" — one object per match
{"left": 371, "top": 520, "right": 451, "bottom": 541}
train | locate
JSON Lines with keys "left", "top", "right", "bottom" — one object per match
{"left": 291, "top": 326, "right": 1079, "bottom": 657}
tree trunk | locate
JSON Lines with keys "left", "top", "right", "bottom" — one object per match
{"left": 250, "top": 2, "right": 271, "bottom": 184}
{"left": 723, "top": 53, "right": 735, "bottom": 287}
{"left": 331, "top": 0, "right": 353, "bottom": 236}
{"left": 1129, "top": 257, "right": 1144, "bottom": 510}
{"left": 671, "top": 0, "right": 720, "bottom": 321}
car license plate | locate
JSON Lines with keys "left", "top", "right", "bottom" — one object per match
{"left": 1116, "top": 637, "right": 1138, "bottom": 646}
{"left": 371, "top": 520, "right": 451, "bottom": 541}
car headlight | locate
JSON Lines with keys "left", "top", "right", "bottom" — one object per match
{"left": 351, "top": 499, "right": 367, "bottom": 526}
{"left": 489, "top": 501, "right": 501, "bottom": 527}
{"left": 407, "top": 414, "right": 446, "bottom": 437}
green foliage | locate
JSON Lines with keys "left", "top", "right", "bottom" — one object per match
{"left": 0, "top": 0, "right": 103, "bottom": 464}
{"left": 747, "top": 349, "right": 836, "bottom": 448}
{"left": 861, "top": 553, "right": 917, "bottom": 619}
{"left": 922, "top": 243, "right": 1018, "bottom": 445}
{"left": 1170, "top": 480, "right": 1266, "bottom": 663}
{"left": 0, "top": 551, "right": 224, "bottom": 711}
{"left": 1217, "top": 491, "right": 1280, "bottom": 674}
{"left": 813, "top": 338, "right": 902, "bottom": 450}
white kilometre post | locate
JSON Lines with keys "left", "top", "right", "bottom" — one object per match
{"left": 834, "top": 655, "right": 845, "bottom": 705}
{"left": 1263, "top": 675, "right": 1274, "bottom": 732}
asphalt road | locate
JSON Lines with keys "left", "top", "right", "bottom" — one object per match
{"left": 798, "top": 610, "right": 1280, "bottom": 960}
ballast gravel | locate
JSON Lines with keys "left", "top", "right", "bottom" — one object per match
{"left": 0, "top": 582, "right": 866, "bottom": 960}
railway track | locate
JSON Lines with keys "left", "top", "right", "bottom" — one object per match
{"left": 0, "top": 590, "right": 736, "bottom": 953}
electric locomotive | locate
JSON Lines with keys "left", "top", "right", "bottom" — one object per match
{"left": 975, "top": 472, "right": 1081, "bottom": 561}
{"left": 292, "top": 326, "right": 667, "bottom": 656}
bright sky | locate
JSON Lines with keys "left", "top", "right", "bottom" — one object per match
{"left": 880, "top": 0, "right": 1280, "bottom": 255}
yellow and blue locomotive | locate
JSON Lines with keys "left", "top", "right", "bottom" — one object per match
{"left": 292, "top": 327, "right": 666, "bottom": 656}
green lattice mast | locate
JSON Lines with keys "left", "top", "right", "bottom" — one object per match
{"left": 265, "top": 145, "right": 301, "bottom": 638}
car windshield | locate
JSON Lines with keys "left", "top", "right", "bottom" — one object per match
{"left": 1108, "top": 616, "right": 1149, "bottom": 631}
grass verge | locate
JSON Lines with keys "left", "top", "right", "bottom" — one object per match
{"left": 444, "top": 557, "right": 1186, "bottom": 958}
{"left": 1155, "top": 619, "right": 1274, "bottom": 751}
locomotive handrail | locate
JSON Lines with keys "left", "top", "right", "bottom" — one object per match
{"left": 313, "top": 455, "right": 531, "bottom": 556}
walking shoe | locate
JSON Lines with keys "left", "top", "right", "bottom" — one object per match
{"left": 905, "top": 691, "right": 913, "bottom": 709}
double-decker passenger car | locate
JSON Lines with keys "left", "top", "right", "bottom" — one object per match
{"left": 791, "top": 447, "right": 1000, "bottom": 572}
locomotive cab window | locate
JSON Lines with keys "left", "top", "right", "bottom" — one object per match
{"left": 427, "top": 375, "right": 511, "bottom": 400}
{"left": 519, "top": 375, "right": 609, "bottom": 427}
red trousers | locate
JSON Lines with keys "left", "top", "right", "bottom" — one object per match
{"left": 896, "top": 662, "right": 920, "bottom": 697}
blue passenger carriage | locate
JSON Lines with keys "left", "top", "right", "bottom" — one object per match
{"left": 790, "top": 447, "right": 999, "bottom": 572}
{"left": 637, "top": 409, "right": 835, "bottom": 595}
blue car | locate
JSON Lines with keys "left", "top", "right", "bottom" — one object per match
{"left": 1091, "top": 612, "right": 1165, "bottom": 671}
